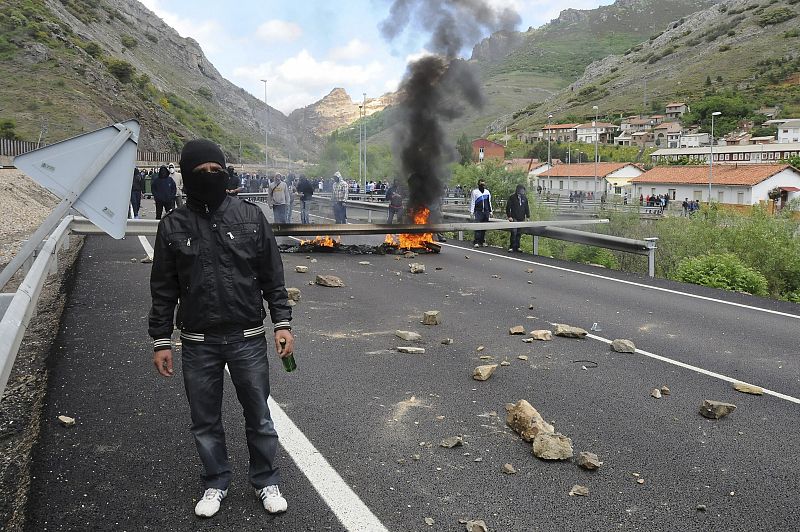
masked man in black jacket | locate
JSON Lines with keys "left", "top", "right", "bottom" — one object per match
{"left": 505, "top": 184, "right": 530, "bottom": 252}
{"left": 149, "top": 139, "right": 293, "bottom": 519}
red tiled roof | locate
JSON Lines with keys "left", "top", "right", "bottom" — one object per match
{"left": 630, "top": 164, "right": 797, "bottom": 186}
{"left": 541, "top": 123, "right": 578, "bottom": 130}
{"left": 540, "top": 162, "right": 639, "bottom": 178}
{"left": 666, "top": 102, "right": 686, "bottom": 107}
{"left": 575, "top": 122, "right": 617, "bottom": 129}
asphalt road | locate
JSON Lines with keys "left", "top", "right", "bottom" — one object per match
{"left": 25, "top": 200, "right": 800, "bottom": 531}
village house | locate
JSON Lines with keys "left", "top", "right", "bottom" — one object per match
{"left": 651, "top": 142, "right": 800, "bottom": 164}
{"left": 778, "top": 119, "right": 800, "bottom": 143}
{"left": 620, "top": 117, "right": 654, "bottom": 134}
{"left": 539, "top": 123, "right": 578, "bottom": 142}
{"left": 630, "top": 164, "right": 800, "bottom": 206}
{"left": 665, "top": 102, "right": 688, "bottom": 120}
{"left": 653, "top": 122, "right": 682, "bottom": 148}
{"left": 575, "top": 122, "right": 618, "bottom": 144}
{"left": 535, "top": 162, "right": 643, "bottom": 196}
{"left": 679, "top": 132, "right": 710, "bottom": 148}
{"left": 471, "top": 138, "right": 504, "bottom": 162}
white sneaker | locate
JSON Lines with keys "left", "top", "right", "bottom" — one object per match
{"left": 473, "top": 243, "right": 480, "bottom": 248}
{"left": 508, "top": 248, "right": 513, "bottom": 252}
{"left": 194, "top": 487, "right": 227, "bottom": 517}
{"left": 256, "top": 485, "right": 288, "bottom": 514}
{"left": 482, "top": 243, "right": 488, "bottom": 247}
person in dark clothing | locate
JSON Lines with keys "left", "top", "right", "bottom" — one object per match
{"left": 505, "top": 184, "right": 530, "bottom": 252}
{"left": 151, "top": 165, "right": 177, "bottom": 219}
{"left": 295, "top": 175, "right": 314, "bottom": 224}
{"left": 131, "top": 167, "right": 145, "bottom": 219}
{"left": 385, "top": 179, "right": 404, "bottom": 224}
{"left": 226, "top": 165, "right": 241, "bottom": 196}
{"left": 149, "top": 139, "right": 293, "bottom": 519}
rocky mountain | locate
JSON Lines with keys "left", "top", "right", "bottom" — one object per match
{"left": 0, "top": 0, "right": 320, "bottom": 163}
{"left": 506, "top": 0, "right": 800, "bottom": 130}
{"left": 288, "top": 88, "right": 398, "bottom": 136}
{"left": 365, "top": 0, "right": 716, "bottom": 146}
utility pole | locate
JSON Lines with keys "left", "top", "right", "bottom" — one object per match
{"left": 547, "top": 113, "right": 553, "bottom": 173}
{"left": 709, "top": 111, "right": 721, "bottom": 202}
{"left": 363, "top": 92, "right": 367, "bottom": 191}
{"left": 261, "top": 79, "right": 268, "bottom": 175}
{"left": 358, "top": 104, "right": 363, "bottom": 188}
{"left": 593, "top": 105, "right": 599, "bottom": 200}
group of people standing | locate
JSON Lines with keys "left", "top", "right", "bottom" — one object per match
{"left": 469, "top": 179, "right": 530, "bottom": 252}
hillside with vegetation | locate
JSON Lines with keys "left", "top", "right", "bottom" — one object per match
{"left": 509, "top": 0, "right": 800, "bottom": 134}
{"left": 0, "top": 0, "right": 318, "bottom": 162}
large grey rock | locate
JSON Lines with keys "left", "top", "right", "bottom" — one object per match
{"left": 397, "top": 346, "right": 425, "bottom": 354}
{"left": 58, "top": 415, "right": 76, "bottom": 427}
{"left": 577, "top": 451, "right": 603, "bottom": 470}
{"left": 439, "top": 436, "right": 463, "bottom": 448}
{"left": 473, "top": 364, "right": 498, "bottom": 381}
{"left": 529, "top": 330, "right": 553, "bottom": 341}
{"left": 422, "top": 310, "right": 440, "bottom": 325}
{"left": 553, "top": 324, "right": 587, "bottom": 338}
{"left": 569, "top": 484, "right": 589, "bottom": 497}
{"left": 295, "top": 265, "right": 309, "bottom": 273}
{"left": 286, "top": 287, "right": 301, "bottom": 301}
{"left": 611, "top": 339, "right": 636, "bottom": 353}
{"left": 465, "top": 520, "right": 488, "bottom": 532}
{"left": 509, "top": 325, "right": 525, "bottom": 335}
{"left": 315, "top": 274, "right": 344, "bottom": 287}
{"left": 395, "top": 330, "right": 422, "bottom": 342}
{"left": 532, "top": 432, "right": 574, "bottom": 460}
{"left": 505, "top": 400, "right": 554, "bottom": 442}
{"left": 699, "top": 399, "right": 736, "bottom": 419}
{"left": 733, "top": 382, "right": 763, "bottom": 395}
{"left": 409, "top": 263, "right": 426, "bottom": 274}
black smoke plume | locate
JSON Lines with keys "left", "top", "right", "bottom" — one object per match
{"left": 381, "top": 0, "right": 520, "bottom": 212}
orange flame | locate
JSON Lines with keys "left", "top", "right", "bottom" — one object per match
{"left": 386, "top": 207, "right": 433, "bottom": 249}
{"left": 300, "top": 235, "right": 339, "bottom": 247}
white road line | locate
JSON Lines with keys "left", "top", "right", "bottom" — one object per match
{"left": 266, "top": 395, "right": 389, "bottom": 531}
{"left": 138, "top": 236, "right": 154, "bottom": 260}
{"left": 585, "top": 333, "right": 800, "bottom": 405}
{"left": 140, "top": 231, "right": 387, "bottom": 531}
{"left": 445, "top": 243, "right": 800, "bottom": 320}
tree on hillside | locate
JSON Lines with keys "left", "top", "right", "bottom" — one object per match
{"left": 682, "top": 92, "right": 754, "bottom": 137}
{"left": 0, "top": 119, "right": 19, "bottom": 140}
{"left": 456, "top": 133, "right": 473, "bottom": 165}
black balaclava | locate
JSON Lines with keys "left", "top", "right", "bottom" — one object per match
{"left": 158, "top": 165, "right": 169, "bottom": 179}
{"left": 180, "top": 139, "right": 228, "bottom": 212}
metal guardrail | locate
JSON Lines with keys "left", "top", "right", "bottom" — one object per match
{"left": 0, "top": 206, "right": 657, "bottom": 401}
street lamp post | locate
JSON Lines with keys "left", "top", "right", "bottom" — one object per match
{"left": 358, "top": 104, "right": 363, "bottom": 188}
{"left": 709, "top": 111, "right": 721, "bottom": 202}
{"left": 363, "top": 92, "right": 367, "bottom": 192}
{"left": 593, "top": 105, "right": 599, "bottom": 199}
{"left": 261, "top": 79, "right": 268, "bottom": 175}
{"left": 547, "top": 113, "right": 553, "bottom": 173}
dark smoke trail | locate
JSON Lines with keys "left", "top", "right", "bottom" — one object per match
{"left": 381, "top": 0, "right": 520, "bottom": 212}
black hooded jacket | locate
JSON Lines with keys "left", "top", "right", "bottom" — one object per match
{"left": 148, "top": 196, "right": 291, "bottom": 349}
{"left": 151, "top": 166, "right": 177, "bottom": 203}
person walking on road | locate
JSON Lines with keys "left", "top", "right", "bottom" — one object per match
{"left": 270, "top": 173, "right": 290, "bottom": 224}
{"left": 151, "top": 165, "right": 177, "bottom": 219}
{"left": 226, "top": 165, "right": 242, "bottom": 196}
{"left": 470, "top": 179, "right": 492, "bottom": 247}
{"left": 385, "top": 179, "right": 404, "bottom": 224}
{"left": 149, "top": 139, "right": 294, "bottom": 519}
{"left": 296, "top": 175, "right": 314, "bottom": 224}
{"left": 332, "top": 171, "right": 348, "bottom": 224}
{"left": 505, "top": 184, "right": 529, "bottom": 252}
{"left": 169, "top": 163, "right": 184, "bottom": 208}
{"left": 130, "top": 167, "right": 144, "bottom": 219}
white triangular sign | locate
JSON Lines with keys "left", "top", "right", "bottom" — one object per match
{"left": 14, "top": 120, "right": 140, "bottom": 239}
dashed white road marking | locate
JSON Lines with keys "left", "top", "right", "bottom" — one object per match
{"left": 446, "top": 243, "right": 800, "bottom": 320}
{"left": 584, "top": 333, "right": 800, "bottom": 405}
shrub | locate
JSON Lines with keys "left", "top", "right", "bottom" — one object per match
{"left": 83, "top": 41, "right": 102, "bottom": 58}
{"left": 120, "top": 35, "right": 137, "bottom": 48}
{"left": 758, "top": 7, "right": 797, "bottom": 26}
{"left": 146, "top": 32, "right": 158, "bottom": 43}
{"left": 674, "top": 253, "right": 769, "bottom": 295}
{"left": 197, "top": 86, "right": 213, "bottom": 100}
{"left": 0, "top": 119, "right": 20, "bottom": 140}
{"left": 104, "top": 58, "right": 134, "bottom": 83}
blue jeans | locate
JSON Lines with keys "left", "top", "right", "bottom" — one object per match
{"left": 301, "top": 199, "right": 311, "bottom": 224}
{"left": 333, "top": 202, "right": 347, "bottom": 224}
{"left": 181, "top": 336, "right": 280, "bottom": 490}
{"left": 130, "top": 191, "right": 141, "bottom": 218}
{"left": 273, "top": 204, "right": 287, "bottom": 224}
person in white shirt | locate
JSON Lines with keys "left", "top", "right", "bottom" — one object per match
{"left": 469, "top": 179, "right": 492, "bottom": 247}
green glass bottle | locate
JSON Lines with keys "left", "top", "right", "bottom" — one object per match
{"left": 279, "top": 338, "right": 296, "bottom": 372}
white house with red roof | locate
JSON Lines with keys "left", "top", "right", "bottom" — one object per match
{"left": 536, "top": 162, "right": 643, "bottom": 195}
{"left": 630, "top": 164, "right": 800, "bottom": 205}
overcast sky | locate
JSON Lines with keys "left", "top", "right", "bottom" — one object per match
{"left": 139, "top": 0, "right": 614, "bottom": 115}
